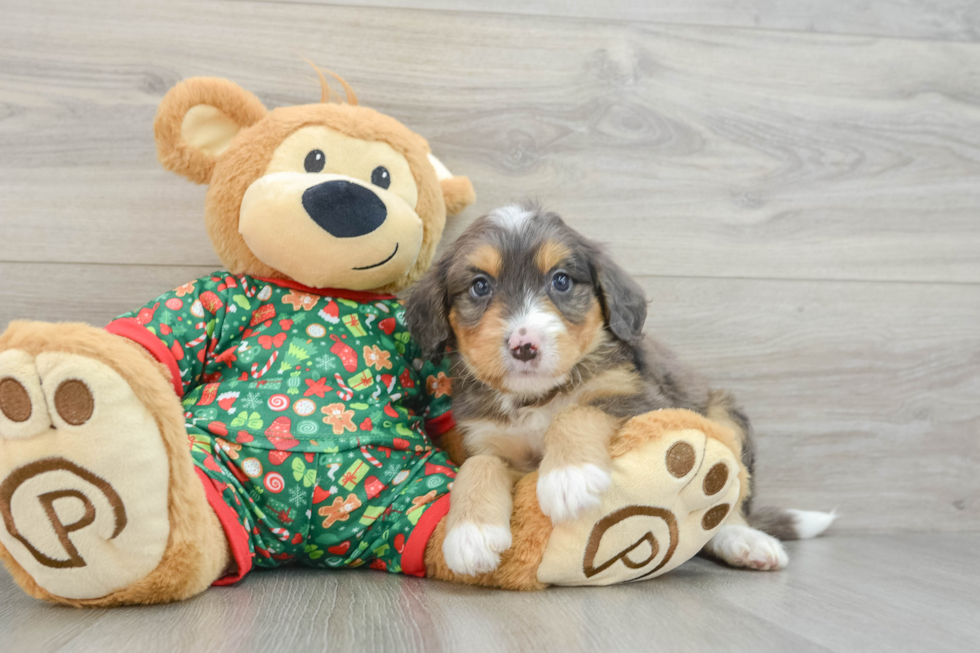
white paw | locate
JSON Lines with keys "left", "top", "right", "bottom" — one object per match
{"left": 707, "top": 525, "right": 788, "bottom": 571}
{"left": 536, "top": 464, "right": 611, "bottom": 523}
{"left": 443, "top": 522, "right": 512, "bottom": 576}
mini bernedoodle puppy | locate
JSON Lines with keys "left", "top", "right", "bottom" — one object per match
{"left": 407, "top": 203, "right": 833, "bottom": 576}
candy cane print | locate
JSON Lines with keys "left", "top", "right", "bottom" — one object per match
{"left": 251, "top": 351, "right": 279, "bottom": 379}
{"left": 242, "top": 276, "right": 257, "bottom": 298}
{"left": 334, "top": 373, "right": 353, "bottom": 400}
{"left": 186, "top": 331, "right": 208, "bottom": 349}
{"left": 360, "top": 446, "right": 383, "bottom": 468}
{"left": 206, "top": 334, "right": 220, "bottom": 359}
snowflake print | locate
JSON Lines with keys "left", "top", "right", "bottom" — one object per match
{"left": 315, "top": 354, "right": 333, "bottom": 370}
{"left": 288, "top": 485, "right": 306, "bottom": 506}
{"left": 242, "top": 393, "right": 263, "bottom": 410}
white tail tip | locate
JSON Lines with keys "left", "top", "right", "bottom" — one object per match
{"left": 787, "top": 509, "right": 837, "bottom": 539}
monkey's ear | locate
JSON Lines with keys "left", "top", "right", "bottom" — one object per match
{"left": 154, "top": 78, "right": 268, "bottom": 184}
{"left": 428, "top": 153, "right": 476, "bottom": 216}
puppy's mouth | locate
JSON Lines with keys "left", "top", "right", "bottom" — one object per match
{"left": 500, "top": 352, "right": 567, "bottom": 395}
{"left": 352, "top": 243, "right": 399, "bottom": 271}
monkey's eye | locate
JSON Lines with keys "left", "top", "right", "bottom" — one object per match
{"left": 470, "top": 277, "right": 491, "bottom": 299}
{"left": 371, "top": 166, "right": 391, "bottom": 190}
{"left": 551, "top": 272, "right": 572, "bottom": 292}
{"left": 304, "top": 150, "right": 326, "bottom": 173}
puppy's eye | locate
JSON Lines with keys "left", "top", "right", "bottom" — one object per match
{"left": 552, "top": 272, "right": 572, "bottom": 292}
{"left": 371, "top": 166, "right": 391, "bottom": 190}
{"left": 470, "top": 277, "right": 492, "bottom": 299}
{"left": 304, "top": 150, "right": 326, "bottom": 173}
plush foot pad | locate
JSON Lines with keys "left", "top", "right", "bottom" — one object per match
{"left": 536, "top": 410, "right": 741, "bottom": 586}
{"left": 0, "top": 348, "right": 171, "bottom": 600}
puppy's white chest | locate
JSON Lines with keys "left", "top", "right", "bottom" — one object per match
{"left": 460, "top": 397, "right": 573, "bottom": 472}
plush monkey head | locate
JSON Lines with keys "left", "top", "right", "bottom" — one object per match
{"left": 154, "top": 75, "right": 475, "bottom": 294}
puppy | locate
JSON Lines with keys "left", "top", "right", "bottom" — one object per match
{"left": 407, "top": 203, "right": 833, "bottom": 576}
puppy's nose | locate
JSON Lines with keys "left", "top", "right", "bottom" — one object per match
{"left": 511, "top": 343, "right": 537, "bottom": 362}
{"left": 302, "top": 180, "right": 387, "bottom": 238}
{"left": 509, "top": 329, "right": 540, "bottom": 362}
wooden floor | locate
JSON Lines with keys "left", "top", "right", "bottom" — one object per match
{"left": 1, "top": 0, "right": 978, "bottom": 650}
{"left": 2, "top": 534, "right": 978, "bottom": 653}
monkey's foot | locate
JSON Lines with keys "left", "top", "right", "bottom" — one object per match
{"left": 0, "top": 322, "right": 225, "bottom": 606}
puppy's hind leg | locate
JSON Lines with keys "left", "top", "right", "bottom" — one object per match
{"left": 702, "top": 390, "right": 835, "bottom": 570}
{"left": 440, "top": 455, "right": 516, "bottom": 576}
{"left": 701, "top": 511, "right": 789, "bottom": 571}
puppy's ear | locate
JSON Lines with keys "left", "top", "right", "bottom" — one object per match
{"left": 154, "top": 78, "right": 268, "bottom": 184}
{"left": 594, "top": 253, "right": 647, "bottom": 345}
{"left": 428, "top": 153, "right": 476, "bottom": 216}
{"left": 406, "top": 252, "right": 453, "bottom": 359}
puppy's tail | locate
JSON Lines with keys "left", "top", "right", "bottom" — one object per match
{"left": 747, "top": 507, "right": 837, "bottom": 541}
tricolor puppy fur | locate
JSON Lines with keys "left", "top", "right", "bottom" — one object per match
{"left": 407, "top": 203, "right": 835, "bottom": 575}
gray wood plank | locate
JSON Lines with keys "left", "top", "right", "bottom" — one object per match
{"left": 1, "top": 262, "right": 977, "bottom": 533}
{"left": 252, "top": 0, "right": 980, "bottom": 43}
{"left": 1, "top": 534, "right": 977, "bottom": 653}
{"left": 641, "top": 275, "right": 980, "bottom": 534}
{"left": 0, "top": 263, "right": 217, "bottom": 326}
{"left": 2, "top": 0, "right": 980, "bottom": 283}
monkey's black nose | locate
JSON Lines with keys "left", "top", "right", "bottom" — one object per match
{"left": 302, "top": 180, "right": 387, "bottom": 238}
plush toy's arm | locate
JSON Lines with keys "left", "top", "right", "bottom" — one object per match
{"left": 432, "top": 425, "right": 468, "bottom": 467}
{"left": 106, "top": 272, "right": 236, "bottom": 398}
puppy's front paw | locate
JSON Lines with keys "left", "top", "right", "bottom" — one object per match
{"left": 442, "top": 522, "right": 513, "bottom": 576}
{"left": 707, "top": 525, "right": 788, "bottom": 571}
{"left": 537, "top": 464, "right": 611, "bottom": 522}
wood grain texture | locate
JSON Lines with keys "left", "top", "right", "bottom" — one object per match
{"left": 2, "top": 0, "right": 980, "bottom": 282}
{"left": 1, "top": 263, "right": 976, "bottom": 532}
{"left": 251, "top": 0, "right": 980, "bottom": 43}
{"left": 2, "top": 534, "right": 978, "bottom": 653}
{"left": 0, "top": 0, "right": 978, "bottom": 647}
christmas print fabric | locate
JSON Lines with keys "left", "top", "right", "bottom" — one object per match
{"left": 108, "top": 272, "right": 456, "bottom": 575}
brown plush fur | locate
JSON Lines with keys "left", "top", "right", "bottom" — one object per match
{"left": 441, "top": 176, "right": 476, "bottom": 217}
{"left": 424, "top": 471, "right": 550, "bottom": 591}
{"left": 435, "top": 426, "right": 470, "bottom": 467}
{"left": 154, "top": 78, "right": 268, "bottom": 186}
{"left": 0, "top": 322, "right": 229, "bottom": 606}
